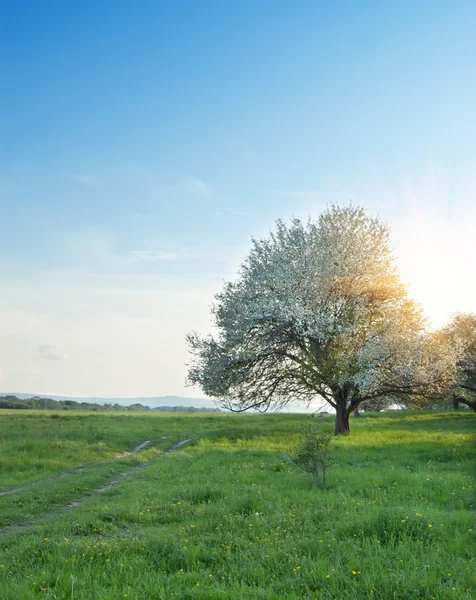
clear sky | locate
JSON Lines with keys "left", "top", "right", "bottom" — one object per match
{"left": 1, "top": 0, "right": 475, "bottom": 398}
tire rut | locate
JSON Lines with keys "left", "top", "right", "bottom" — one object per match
{"left": 0, "top": 438, "right": 166, "bottom": 497}
{"left": 0, "top": 439, "right": 192, "bottom": 540}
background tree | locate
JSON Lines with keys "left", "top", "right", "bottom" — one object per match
{"left": 393, "top": 329, "right": 458, "bottom": 411}
{"left": 187, "top": 205, "right": 450, "bottom": 434}
{"left": 359, "top": 396, "right": 393, "bottom": 412}
{"left": 440, "top": 313, "right": 476, "bottom": 411}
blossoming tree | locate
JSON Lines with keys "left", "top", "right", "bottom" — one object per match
{"left": 441, "top": 313, "right": 476, "bottom": 411}
{"left": 187, "top": 205, "right": 452, "bottom": 434}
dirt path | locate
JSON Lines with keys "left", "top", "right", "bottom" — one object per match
{"left": 0, "top": 437, "right": 181, "bottom": 498}
{"left": 0, "top": 438, "right": 192, "bottom": 539}
{"left": 115, "top": 440, "right": 152, "bottom": 458}
{"left": 85, "top": 439, "right": 192, "bottom": 498}
{"left": 166, "top": 439, "right": 191, "bottom": 452}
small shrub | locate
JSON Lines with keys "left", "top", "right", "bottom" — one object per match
{"left": 290, "top": 420, "right": 333, "bottom": 486}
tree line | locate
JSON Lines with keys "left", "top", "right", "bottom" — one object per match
{"left": 0, "top": 396, "right": 222, "bottom": 413}
{"left": 0, "top": 396, "right": 152, "bottom": 411}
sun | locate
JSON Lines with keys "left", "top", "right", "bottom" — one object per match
{"left": 393, "top": 192, "right": 475, "bottom": 328}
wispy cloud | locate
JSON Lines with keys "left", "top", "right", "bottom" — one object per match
{"left": 183, "top": 176, "right": 250, "bottom": 217}
{"left": 36, "top": 345, "right": 67, "bottom": 361}
{"left": 128, "top": 250, "right": 193, "bottom": 262}
{"left": 67, "top": 228, "right": 115, "bottom": 262}
{"left": 64, "top": 227, "right": 200, "bottom": 267}
{"left": 271, "top": 188, "right": 349, "bottom": 202}
{"left": 184, "top": 176, "right": 212, "bottom": 200}
{"left": 66, "top": 173, "right": 98, "bottom": 187}
{"left": 272, "top": 188, "right": 325, "bottom": 197}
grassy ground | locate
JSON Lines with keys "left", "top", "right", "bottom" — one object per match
{"left": 0, "top": 410, "right": 474, "bottom": 599}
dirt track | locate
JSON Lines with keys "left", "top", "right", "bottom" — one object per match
{"left": 0, "top": 438, "right": 192, "bottom": 538}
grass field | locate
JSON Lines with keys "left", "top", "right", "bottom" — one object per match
{"left": 0, "top": 410, "right": 474, "bottom": 599}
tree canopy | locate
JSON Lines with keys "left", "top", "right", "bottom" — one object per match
{"left": 187, "top": 205, "right": 452, "bottom": 434}
{"left": 441, "top": 313, "right": 476, "bottom": 411}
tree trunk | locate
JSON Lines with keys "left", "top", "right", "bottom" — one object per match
{"left": 334, "top": 403, "right": 350, "bottom": 435}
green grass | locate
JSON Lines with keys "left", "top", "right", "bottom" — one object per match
{"left": 0, "top": 410, "right": 474, "bottom": 599}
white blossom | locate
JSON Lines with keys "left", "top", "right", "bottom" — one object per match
{"left": 187, "top": 205, "right": 452, "bottom": 433}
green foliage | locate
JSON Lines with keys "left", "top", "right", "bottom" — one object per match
{"left": 290, "top": 419, "right": 334, "bottom": 486}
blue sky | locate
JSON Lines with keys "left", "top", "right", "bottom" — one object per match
{"left": 1, "top": 1, "right": 475, "bottom": 398}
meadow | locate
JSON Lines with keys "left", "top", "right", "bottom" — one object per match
{"left": 0, "top": 410, "right": 474, "bottom": 599}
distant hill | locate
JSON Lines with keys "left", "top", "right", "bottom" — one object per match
{"left": 0, "top": 393, "right": 221, "bottom": 411}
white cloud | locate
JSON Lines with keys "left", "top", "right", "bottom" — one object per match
{"left": 36, "top": 345, "right": 67, "bottom": 361}
{"left": 272, "top": 188, "right": 336, "bottom": 198}
{"left": 66, "top": 173, "right": 98, "bottom": 187}
{"left": 63, "top": 227, "right": 200, "bottom": 267}
{"left": 65, "top": 227, "right": 116, "bottom": 262}
{"left": 214, "top": 207, "right": 249, "bottom": 217}
{"left": 128, "top": 250, "right": 193, "bottom": 262}
{"left": 184, "top": 176, "right": 212, "bottom": 200}
{"left": 0, "top": 272, "right": 220, "bottom": 397}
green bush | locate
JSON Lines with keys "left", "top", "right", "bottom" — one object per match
{"left": 290, "top": 419, "right": 334, "bottom": 486}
